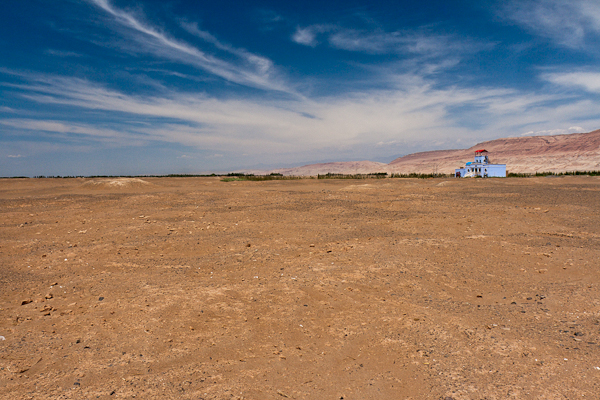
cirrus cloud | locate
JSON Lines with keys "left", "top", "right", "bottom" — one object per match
{"left": 87, "top": 0, "right": 291, "bottom": 93}
{"left": 542, "top": 71, "right": 600, "bottom": 93}
{"left": 502, "top": 0, "right": 600, "bottom": 50}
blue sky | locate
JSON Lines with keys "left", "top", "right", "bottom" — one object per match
{"left": 2, "top": 0, "right": 600, "bottom": 176}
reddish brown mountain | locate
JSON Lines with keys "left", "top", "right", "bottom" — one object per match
{"left": 270, "top": 129, "right": 600, "bottom": 176}
{"left": 388, "top": 129, "right": 600, "bottom": 174}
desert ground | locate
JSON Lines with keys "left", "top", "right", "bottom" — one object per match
{"left": 1, "top": 176, "right": 599, "bottom": 399}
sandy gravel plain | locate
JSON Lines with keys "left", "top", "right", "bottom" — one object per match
{"left": 1, "top": 176, "right": 599, "bottom": 399}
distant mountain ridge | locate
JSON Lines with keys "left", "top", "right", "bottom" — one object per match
{"left": 269, "top": 129, "right": 600, "bottom": 176}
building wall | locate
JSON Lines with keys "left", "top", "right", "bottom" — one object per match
{"left": 455, "top": 164, "right": 505, "bottom": 177}
{"left": 485, "top": 164, "right": 506, "bottom": 177}
{"left": 474, "top": 155, "right": 489, "bottom": 163}
{"left": 455, "top": 168, "right": 466, "bottom": 177}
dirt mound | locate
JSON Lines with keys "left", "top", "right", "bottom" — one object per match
{"left": 81, "top": 178, "right": 153, "bottom": 189}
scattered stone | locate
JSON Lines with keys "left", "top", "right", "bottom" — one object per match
{"left": 21, "top": 299, "right": 32, "bottom": 305}
{"left": 3, "top": 171, "right": 599, "bottom": 399}
{"left": 45, "top": 293, "right": 53, "bottom": 299}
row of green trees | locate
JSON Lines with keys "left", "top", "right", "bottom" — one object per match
{"left": 508, "top": 170, "right": 600, "bottom": 177}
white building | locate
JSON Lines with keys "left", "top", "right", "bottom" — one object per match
{"left": 455, "top": 150, "right": 506, "bottom": 178}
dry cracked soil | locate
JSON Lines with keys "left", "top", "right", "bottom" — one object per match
{"left": 1, "top": 176, "right": 599, "bottom": 399}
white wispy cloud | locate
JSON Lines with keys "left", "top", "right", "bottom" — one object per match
{"left": 329, "top": 30, "right": 480, "bottom": 56}
{"left": 181, "top": 21, "right": 276, "bottom": 77}
{"left": 1, "top": 119, "right": 120, "bottom": 138}
{"left": 542, "top": 71, "right": 600, "bottom": 93}
{"left": 292, "top": 27, "right": 318, "bottom": 46}
{"left": 87, "top": 0, "right": 289, "bottom": 93}
{"left": 7, "top": 154, "right": 24, "bottom": 158}
{"left": 292, "top": 25, "right": 333, "bottom": 47}
{"left": 503, "top": 0, "right": 600, "bottom": 49}
{"left": 520, "top": 127, "right": 585, "bottom": 136}
{"left": 7, "top": 69, "right": 600, "bottom": 162}
{"left": 0, "top": 118, "right": 147, "bottom": 146}
{"left": 292, "top": 25, "right": 490, "bottom": 58}
{"left": 45, "top": 49, "right": 84, "bottom": 57}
